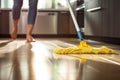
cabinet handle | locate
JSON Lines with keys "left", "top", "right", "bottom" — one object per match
{"left": 48, "top": 12, "right": 55, "bottom": 15}
{"left": 87, "top": 7, "right": 102, "bottom": 12}
{"left": 76, "top": 3, "right": 85, "bottom": 11}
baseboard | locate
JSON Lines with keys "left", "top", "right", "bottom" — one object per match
{"left": 0, "top": 34, "right": 78, "bottom": 38}
{"left": 84, "top": 35, "right": 120, "bottom": 45}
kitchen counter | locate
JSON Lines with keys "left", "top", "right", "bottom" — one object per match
{"left": 0, "top": 8, "right": 73, "bottom": 35}
{"left": 0, "top": 8, "right": 69, "bottom": 12}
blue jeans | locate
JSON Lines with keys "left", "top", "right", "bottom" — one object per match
{"left": 12, "top": 0, "right": 38, "bottom": 25}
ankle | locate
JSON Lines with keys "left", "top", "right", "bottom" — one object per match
{"left": 26, "top": 33, "right": 32, "bottom": 36}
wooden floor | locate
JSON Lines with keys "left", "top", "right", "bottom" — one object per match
{"left": 0, "top": 38, "right": 120, "bottom": 80}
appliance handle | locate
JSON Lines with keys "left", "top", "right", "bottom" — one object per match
{"left": 48, "top": 12, "right": 55, "bottom": 15}
{"left": 87, "top": 7, "right": 102, "bottom": 12}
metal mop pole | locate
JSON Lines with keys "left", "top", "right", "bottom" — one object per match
{"left": 66, "top": 0, "right": 83, "bottom": 41}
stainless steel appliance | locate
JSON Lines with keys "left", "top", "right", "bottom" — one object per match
{"left": 9, "top": 11, "right": 58, "bottom": 34}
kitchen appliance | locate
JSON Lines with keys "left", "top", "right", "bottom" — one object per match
{"left": 9, "top": 11, "right": 58, "bottom": 34}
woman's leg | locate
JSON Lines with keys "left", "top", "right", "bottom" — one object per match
{"left": 26, "top": 0, "right": 38, "bottom": 42}
{"left": 11, "top": 0, "right": 23, "bottom": 39}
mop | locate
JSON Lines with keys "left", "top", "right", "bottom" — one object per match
{"left": 54, "top": 0, "right": 114, "bottom": 54}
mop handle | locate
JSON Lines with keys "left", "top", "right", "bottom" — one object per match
{"left": 66, "top": 0, "right": 83, "bottom": 41}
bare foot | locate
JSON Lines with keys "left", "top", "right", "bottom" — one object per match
{"left": 26, "top": 35, "right": 36, "bottom": 42}
{"left": 11, "top": 29, "right": 17, "bottom": 39}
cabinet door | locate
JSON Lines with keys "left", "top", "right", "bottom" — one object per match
{"left": 100, "top": 0, "right": 120, "bottom": 38}
{"left": 58, "top": 12, "right": 69, "bottom": 34}
{"left": 108, "top": 0, "right": 120, "bottom": 38}
{"left": 85, "top": 0, "right": 120, "bottom": 38}
{"left": 77, "top": 11, "right": 84, "bottom": 28}
{"left": 100, "top": 0, "right": 109, "bottom": 37}
{"left": 76, "top": 0, "right": 84, "bottom": 28}
{"left": 84, "top": 0, "right": 102, "bottom": 36}
{"left": 0, "top": 10, "right": 9, "bottom": 34}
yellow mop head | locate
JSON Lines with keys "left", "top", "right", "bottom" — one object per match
{"left": 54, "top": 41, "right": 114, "bottom": 54}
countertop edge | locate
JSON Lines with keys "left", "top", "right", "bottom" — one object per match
{"left": 0, "top": 8, "right": 69, "bottom": 12}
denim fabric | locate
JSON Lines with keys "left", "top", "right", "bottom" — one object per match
{"left": 12, "top": 0, "right": 38, "bottom": 25}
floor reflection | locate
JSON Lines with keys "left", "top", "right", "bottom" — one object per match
{"left": 0, "top": 40, "right": 81, "bottom": 80}
{"left": 0, "top": 39, "right": 119, "bottom": 80}
{"left": 27, "top": 42, "right": 81, "bottom": 80}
